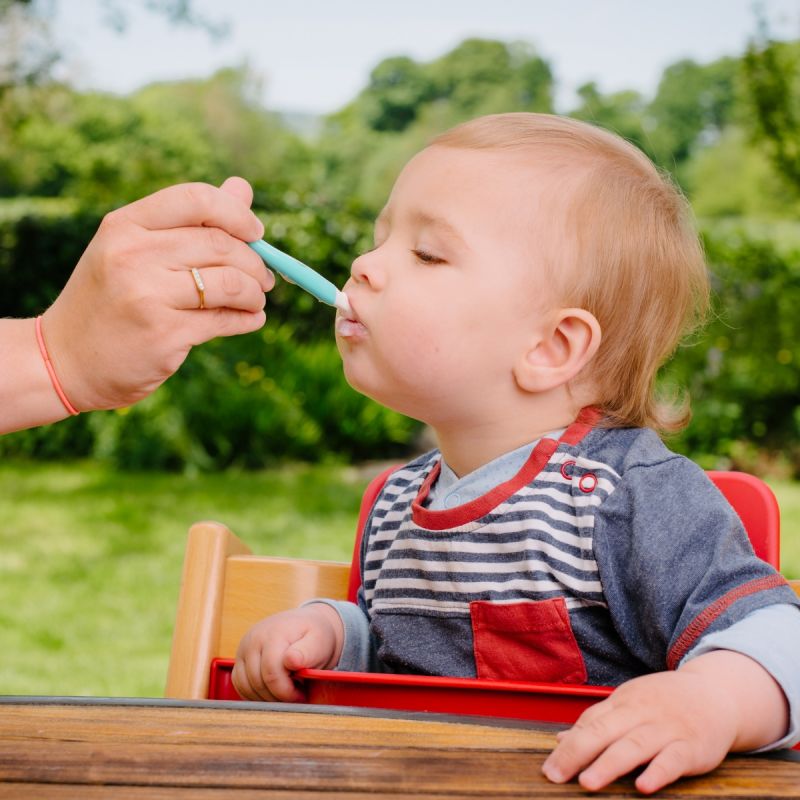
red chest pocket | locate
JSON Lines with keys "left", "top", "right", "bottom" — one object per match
{"left": 470, "top": 598, "right": 587, "bottom": 684}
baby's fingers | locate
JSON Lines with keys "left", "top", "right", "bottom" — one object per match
{"left": 257, "top": 649, "right": 305, "bottom": 703}
{"left": 231, "top": 651, "right": 273, "bottom": 701}
{"left": 635, "top": 737, "right": 728, "bottom": 795}
{"left": 635, "top": 740, "right": 695, "bottom": 795}
{"left": 574, "top": 722, "right": 671, "bottom": 792}
{"left": 235, "top": 646, "right": 302, "bottom": 703}
{"left": 542, "top": 702, "right": 632, "bottom": 784}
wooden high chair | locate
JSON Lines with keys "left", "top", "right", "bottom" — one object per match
{"left": 165, "top": 470, "right": 800, "bottom": 703}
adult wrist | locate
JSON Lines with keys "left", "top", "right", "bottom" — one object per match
{"left": 35, "top": 316, "right": 79, "bottom": 416}
{"left": 0, "top": 318, "right": 74, "bottom": 434}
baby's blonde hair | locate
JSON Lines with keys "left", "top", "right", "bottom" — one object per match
{"left": 430, "top": 112, "right": 709, "bottom": 433}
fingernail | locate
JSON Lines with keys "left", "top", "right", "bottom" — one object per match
{"left": 579, "top": 769, "right": 600, "bottom": 791}
{"left": 542, "top": 761, "right": 562, "bottom": 783}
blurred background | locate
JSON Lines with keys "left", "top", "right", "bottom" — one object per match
{"left": 1, "top": 0, "right": 799, "bottom": 696}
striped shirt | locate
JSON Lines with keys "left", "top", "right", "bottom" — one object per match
{"left": 363, "top": 450, "right": 609, "bottom": 616}
{"left": 330, "top": 412, "right": 799, "bottom": 687}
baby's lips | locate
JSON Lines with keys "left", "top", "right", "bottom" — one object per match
{"left": 335, "top": 316, "right": 367, "bottom": 339}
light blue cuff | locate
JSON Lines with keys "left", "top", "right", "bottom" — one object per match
{"left": 302, "top": 599, "right": 372, "bottom": 672}
{"left": 682, "top": 603, "right": 800, "bottom": 751}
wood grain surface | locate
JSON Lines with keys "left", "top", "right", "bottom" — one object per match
{"left": 0, "top": 699, "right": 798, "bottom": 798}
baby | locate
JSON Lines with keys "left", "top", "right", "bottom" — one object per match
{"left": 233, "top": 113, "right": 800, "bottom": 793}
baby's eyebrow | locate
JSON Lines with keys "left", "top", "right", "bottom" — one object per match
{"left": 375, "top": 208, "right": 467, "bottom": 247}
{"left": 412, "top": 211, "right": 466, "bottom": 245}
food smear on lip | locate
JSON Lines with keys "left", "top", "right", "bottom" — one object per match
{"left": 336, "top": 316, "right": 367, "bottom": 339}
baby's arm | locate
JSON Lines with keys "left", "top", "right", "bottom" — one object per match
{"left": 542, "top": 648, "right": 788, "bottom": 794}
{"left": 232, "top": 603, "right": 344, "bottom": 702}
{"left": 571, "top": 453, "right": 800, "bottom": 792}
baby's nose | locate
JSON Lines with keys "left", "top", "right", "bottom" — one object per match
{"left": 350, "top": 250, "right": 385, "bottom": 289}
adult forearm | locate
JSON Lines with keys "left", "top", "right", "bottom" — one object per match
{"left": 0, "top": 317, "right": 71, "bottom": 434}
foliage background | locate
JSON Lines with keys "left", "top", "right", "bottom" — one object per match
{"left": 2, "top": 34, "right": 800, "bottom": 475}
{"left": 1, "top": 3, "right": 800, "bottom": 697}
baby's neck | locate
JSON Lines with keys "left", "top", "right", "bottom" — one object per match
{"left": 434, "top": 400, "right": 582, "bottom": 478}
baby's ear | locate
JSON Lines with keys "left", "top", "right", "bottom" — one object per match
{"left": 513, "top": 309, "right": 601, "bottom": 394}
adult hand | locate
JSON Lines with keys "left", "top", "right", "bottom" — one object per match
{"left": 41, "top": 177, "right": 274, "bottom": 412}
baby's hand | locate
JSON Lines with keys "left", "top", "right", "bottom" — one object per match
{"left": 542, "top": 668, "right": 738, "bottom": 793}
{"left": 542, "top": 650, "right": 788, "bottom": 794}
{"left": 232, "top": 604, "right": 344, "bottom": 703}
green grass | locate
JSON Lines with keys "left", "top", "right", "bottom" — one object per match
{"left": 0, "top": 461, "right": 797, "bottom": 699}
{"left": 0, "top": 460, "right": 374, "bottom": 698}
{"left": 769, "top": 479, "right": 800, "bottom": 581}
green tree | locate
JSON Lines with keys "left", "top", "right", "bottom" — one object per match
{"left": 742, "top": 37, "right": 800, "bottom": 191}
{"left": 666, "top": 233, "right": 800, "bottom": 474}
{"left": 685, "top": 126, "right": 800, "bottom": 221}
{"left": 570, "top": 82, "right": 653, "bottom": 158}
{"left": 0, "top": 67, "right": 310, "bottom": 207}
{"left": 359, "top": 56, "right": 435, "bottom": 132}
{"left": 428, "top": 38, "right": 553, "bottom": 116}
{"left": 317, "top": 39, "right": 554, "bottom": 213}
{"left": 647, "top": 57, "right": 740, "bottom": 169}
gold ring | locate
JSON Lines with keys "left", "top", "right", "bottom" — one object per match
{"left": 191, "top": 268, "right": 206, "bottom": 310}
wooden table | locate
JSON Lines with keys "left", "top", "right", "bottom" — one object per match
{"left": 0, "top": 697, "right": 798, "bottom": 798}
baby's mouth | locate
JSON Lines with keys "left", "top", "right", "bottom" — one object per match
{"left": 335, "top": 303, "right": 367, "bottom": 339}
{"left": 335, "top": 314, "right": 367, "bottom": 339}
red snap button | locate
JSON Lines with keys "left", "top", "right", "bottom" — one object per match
{"left": 578, "top": 473, "right": 598, "bottom": 493}
{"left": 560, "top": 460, "right": 576, "bottom": 480}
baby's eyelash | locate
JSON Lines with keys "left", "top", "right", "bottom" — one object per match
{"left": 413, "top": 249, "right": 444, "bottom": 264}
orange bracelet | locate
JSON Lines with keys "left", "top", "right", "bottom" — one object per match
{"left": 35, "top": 316, "right": 79, "bottom": 416}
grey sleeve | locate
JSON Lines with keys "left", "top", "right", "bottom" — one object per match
{"left": 683, "top": 603, "right": 800, "bottom": 751}
{"left": 593, "top": 455, "right": 800, "bottom": 673}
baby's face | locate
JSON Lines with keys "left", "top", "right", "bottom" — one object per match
{"left": 335, "top": 145, "right": 559, "bottom": 425}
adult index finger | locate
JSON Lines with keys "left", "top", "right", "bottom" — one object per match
{"left": 113, "top": 181, "right": 264, "bottom": 241}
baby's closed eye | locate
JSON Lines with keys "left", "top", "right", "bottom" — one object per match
{"left": 412, "top": 248, "right": 445, "bottom": 264}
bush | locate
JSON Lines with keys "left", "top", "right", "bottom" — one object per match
{"left": 0, "top": 199, "right": 102, "bottom": 318}
{"left": 666, "top": 229, "right": 800, "bottom": 475}
{"left": 88, "top": 324, "right": 418, "bottom": 471}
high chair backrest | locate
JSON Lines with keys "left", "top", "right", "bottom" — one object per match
{"left": 706, "top": 470, "right": 781, "bottom": 569}
{"left": 165, "top": 469, "right": 787, "bottom": 700}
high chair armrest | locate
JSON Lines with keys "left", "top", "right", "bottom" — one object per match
{"left": 166, "top": 521, "right": 350, "bottom": 700}
{"left": 166, "top": 522, "right": 252, "bottom": 699}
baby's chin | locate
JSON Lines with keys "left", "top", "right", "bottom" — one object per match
{"left": 341, "top": 367, "right": 425, "bottom": 422}
{"left": 339, "top": 363, "right": 376, "bottom": 402}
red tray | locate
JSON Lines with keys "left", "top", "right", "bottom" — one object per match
{"left": 209, "top": 658, "right": 613, "bottom": 724}
{"left": 210, "top": 659, "right": 800, "bottom": 751}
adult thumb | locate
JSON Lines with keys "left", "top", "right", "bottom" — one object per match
{"left": 219, "top": 176, "right": 255, "bottom": 208}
